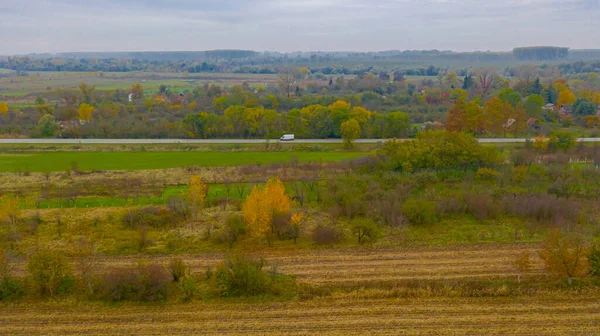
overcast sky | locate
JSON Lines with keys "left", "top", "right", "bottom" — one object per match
{"left": 1, "top": 0, "right": 599, "bottom": 54}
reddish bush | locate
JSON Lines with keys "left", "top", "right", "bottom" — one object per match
{"left": 312, "top": 226, "right": 341, "bottom": 245}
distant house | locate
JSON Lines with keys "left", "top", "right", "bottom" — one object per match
{"left": 58, "top": 120, "right": 79, "bottom": 130}
{"left": 560, "top": 104, "right": 573, "bottom": 114}
{"left": 527, "top": 118, "right": 541, "bottom": 130}
{"left": 544, "top": 103, "right": 555, "bottom": 110}
{"left": 58, "top": 120, "right": 81, "bottom": 136}
{"left": 423, "top": 121, "right": 444, "bottom": 130}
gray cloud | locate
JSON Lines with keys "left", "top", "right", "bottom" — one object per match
{"left": 0, "top": 0, "right": 598, "bottom": 54}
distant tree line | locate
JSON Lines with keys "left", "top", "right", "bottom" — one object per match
{"left": 513, "top": 47, "right": 569, "bottom": 61}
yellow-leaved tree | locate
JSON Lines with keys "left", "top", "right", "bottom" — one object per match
{"left": 340, "top": 119, "right": 361, "bottom": 149}
{"left": 540, "top": 229, "right": 589, "bottom": 285}
{"left": 242, "top": 177, "right": 291, "bottom": 246}
{"left": 77, "top": 103, "right": 95, "bottom": 121}
{"left": 188, "top": 176, "right": 209, "bottom": 219}
{"left": 0, "top": 102, "right": 9, "bottom": 114}
{"left": 289, "top": 211, "right": 304, "bottom": 244}
{"left": 557, "top": 88, "right": 576, "bottom": 107}
{"left": 0, "top": 194, "right": 21, "bottom": 242}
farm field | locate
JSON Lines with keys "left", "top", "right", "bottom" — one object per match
{"left": 0, "top": 71, "right": 280, "bottom": 99}
{"left": 2, "top": 294, "right": 599, "bottom": 335}
{"left": 0, "top": 150, "right": 362, "bottom": 172}
{"left": 2, "top": 244, "right": 599, "bottom": 335}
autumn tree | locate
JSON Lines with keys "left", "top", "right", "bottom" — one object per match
{"left": 188, "top": 176, "right": 209, "bottom": 219}
{"left": 289, "top": 211, "right": 304, "bottom": 244}
{"left": 131, "top": 82, "right": 144, "bottom": 100}
{"left": 329, "top": 100, "right": 351, "bottom": 137}
{"left": 27, "top": 251, "right": 73, "bottom": 297}
{"left": 0, "top": 102, "right": 8, "bottom": 114}
{"left": 510, "top": 102, "right": 527, "bottom": 137}
{"left": 540, "top": 229, "right": 589, "bottom": 285}
{"left": 79, "top": 82, "right": 95, "bottom": 104}
{"left": 340, "top": 119, "right": 361, "bottom": 148}
{"left": 465, "top": 100, "right": 485, "bottom": 134}
{"left": 477, "top": 68, "right": 495, "bottom": 97}
{"left": 278, "top": 68, "right": 299, "bottom": 98}
{"left": 444, "top": 72, "right": 460, "bottom": 87}
{"left": 510, "top": 251, "right": 532, "bottom": 284}
{"left": 77, "top": 103, "right": 95, "bottom": 122}
{"left": 483, "top": 97, "right": 505, "bottom": 136}
{"left": 69, "top": 238, "right": 97, "bottom": 294}
{"left": 557, "top": 88, "right": 576, "bottom": 107}
{"left": 242, "top": 177, "right": 292, "bottom": 246}
{"left": 446, "top": 98, "right": 467, "bottom": 132}
{"left": 0, "top": 194, "right": 21, "bottom": 242}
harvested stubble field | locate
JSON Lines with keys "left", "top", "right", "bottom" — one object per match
{"left": 7, "top": 244, "right": 544, "bottom": 284}
{"left": 1, "top": 293, "right": 598, "bottom": 335}
{"left": 3, "top": 244, "right": 600, "bottom": 334}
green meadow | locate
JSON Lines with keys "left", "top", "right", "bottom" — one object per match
{"left": 0, "top": 151, "right": 363, "bottom": 172}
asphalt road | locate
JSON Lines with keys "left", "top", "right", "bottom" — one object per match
{"left": 0, "top": 138, "right": 599, "bottom": 144}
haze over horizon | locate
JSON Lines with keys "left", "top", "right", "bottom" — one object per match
{"left": 1, "top": 0, "right": 599, "bottom": 55}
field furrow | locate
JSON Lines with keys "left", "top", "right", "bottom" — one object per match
{"left": 2, "top": 296, "right": 598, "bottom": 335}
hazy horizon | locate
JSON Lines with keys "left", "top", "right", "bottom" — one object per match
{"left": 1, "top": 0, "right": 599, "bottom": 55}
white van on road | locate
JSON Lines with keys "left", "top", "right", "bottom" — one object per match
{"left": 280, "top": 134, "right": 295, "bottom": 141}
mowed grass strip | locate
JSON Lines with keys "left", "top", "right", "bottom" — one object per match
{"left": 0, "top": 151, "right": 362, "bottom": 172}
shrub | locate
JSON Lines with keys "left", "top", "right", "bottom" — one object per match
{"left": 549, "top": 131, "right": 577, "bottom": 151}
{"left": 401, "top": 199, "right": 438, "bottom": 225}
{"left": 511, "top": 150, "right": 537, "bottom": 166}
{"left": 512, "top": 165, "right": 527, "bottom": 183}
{"left": 465, "top": 193, "right": 497, "bottom": 221}
{"left": 589, "top": 245, "right": 600, "bottom": 277}
{"left": 0, "top": 249, "right": 24, "bottom": 301}
{"left": 99, "top": 261, "right": 171, "bottom": 302}
{"left": 27, "top": 251, "right": 73, "bottom": 297}
{"left": 219, "top": 214, "right": 246, "bottom": 248}
{"left": 501, "top": 194, "right": 578, "bottom": 227}
{"left": 475, "top": 168, "right": 498, "bottom": 181}
{"left": 169, "top": 258, "right": 189, "bottom": 282}
{"left": 209, "top": 255, "right": 271, "bottom": 297}
{"left": 539, "top": 230, "right": 589, "bottom": 285}
{"left": 312, "top": 226, "right": 341, "bottom": 245}
{"left": 122, "top": 207, "right": 165, "bottom": 229}
{"left": 167, "top": 196, "right": 190, "bottom": 220}
{"left": 533, "top": 136, "right": 549, "bottom": 151}
{"left": 178, "top": 275, "right": 199, "bottom": 302}
{"left": 436, "top": 191, "right": 468, "bottom": 216}
{"left": 0, "top": 277, "right": 25, "bottom": 301}
{"left": 378, "top": 131, "right": 502, "bottom": 172}
{"left": 413, "top": 171, "right": 438, "bottom": 188}
{"left": 377, "top": 187, "right": 409, "bottom": 227}
{"left": 351, "top": 218, "right": 382, "bottom": 244}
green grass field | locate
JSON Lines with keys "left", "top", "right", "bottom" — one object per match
{"left": 0, "top": 151, "right": 362, "bottom": 172}
{"left": 0, "top": 71, "right": 280, "bottom": 98}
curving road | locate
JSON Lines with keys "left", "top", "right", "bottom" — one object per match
{"left": 0, "top": 138, "right": 599, "bottom": 144}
